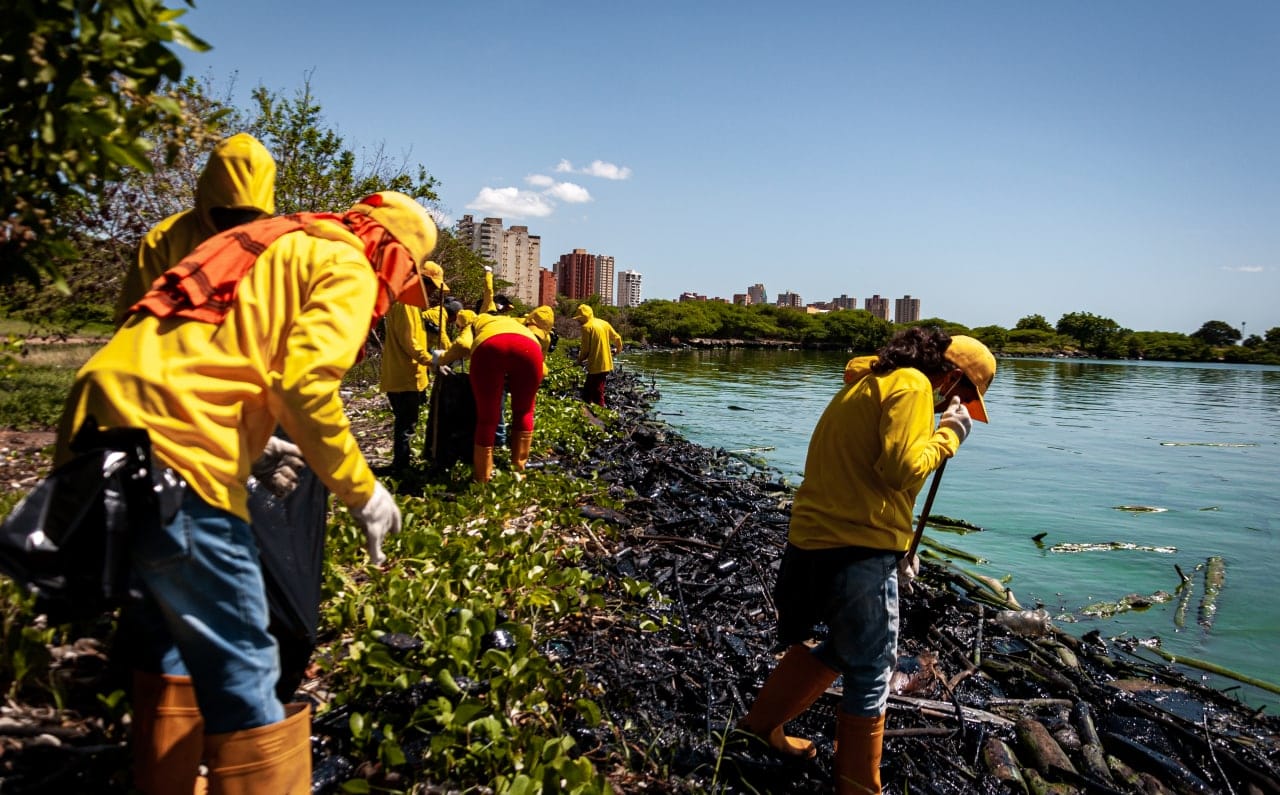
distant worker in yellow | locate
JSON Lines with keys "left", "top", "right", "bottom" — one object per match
{"left": 433, "top": 308, "right": 551, "bottom": 481}
{"left": 114, "top": 133, "right": 277, "bottom": 325}
{"left": 62, "top": 191, "right": 440, "bottom": 794}
{"left": 379, "top": 266, "right": 449, "bottom": 473}
{"left": 574, "top": 304, "right": 623, "bottom": 406}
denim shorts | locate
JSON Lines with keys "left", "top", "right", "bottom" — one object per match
{"left": 810, "top": 551, "right": 900, "bottom": 717}
{"left": 124, "top": 491, "right": 284, "bottom": 733}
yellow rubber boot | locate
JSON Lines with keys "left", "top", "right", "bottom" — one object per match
{"left": 737, "top": 644, "right": 839, "bottom": 758}
{"left": 473, "top": 444, "right": 494, "bottom": 482}
{"left": 834, "top": 711, "right": 885, "bottom": 794}
{"left": 204, "top": 702, "right": 311, "bottom": 795}
{"left": 511, "top": 431, "right": 534, "bottom": 471}
{"left": 131, "top": 671, "right": 206, "bottom": 795}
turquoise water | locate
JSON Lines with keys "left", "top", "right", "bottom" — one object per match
{"left": 626, "top": 350, "right": 1280, "bottom": 710}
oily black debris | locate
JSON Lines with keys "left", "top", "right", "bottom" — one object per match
{"left": 541, "top": 368, "right": 1280, "bottom": 794}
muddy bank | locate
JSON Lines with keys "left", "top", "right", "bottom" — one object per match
{"left": 548, "top": 368, "right": 1280, "bottom": 793}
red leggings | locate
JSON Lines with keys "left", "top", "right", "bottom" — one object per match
{"left": 469, "top": 333, "right": 544, "bottom": 445}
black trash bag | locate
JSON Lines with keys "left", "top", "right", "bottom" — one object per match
{"left": 247, "top": 435, "right": 330, "bottom": 702}
{"left": 424, "top": 370, "right": 476, "bottom": 472}
{"left": 0, "top": 423, "right": 179, "bottom": 623}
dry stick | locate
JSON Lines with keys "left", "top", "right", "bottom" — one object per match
{"left": 1136, "top": 643, "right": 1280, "bottom": 696}
{"left": 714, "top": 510, "right": 755, "bottom": 560}
{"left": 1203, "top": 713, "right": 1237, "bottom": 795}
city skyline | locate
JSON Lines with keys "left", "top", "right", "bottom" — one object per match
{"left": 183, "top": 2, "right": 1278, "bottom": 336}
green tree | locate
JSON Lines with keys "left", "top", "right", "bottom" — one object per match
{"left": 816, "top": 309, "right": 891, "bottom": 351}
{"left": 243, "top": 75, "right": 439, "bottom": 213}
{"left": 906, "top": 317, "right": 970, "bottom": 336}
{"left": 1190, "top": 320, "right": 1242, "bottom": 347}
{"left": 969, "top": 325, "right": 1009, "bottom": 350}
{"left": 1056, "top": 311, "right": 1123, "bottom": 356}
{"left": 1015, "top": 314, "right": 1054, "bottom": 332}
{"left": 1, "top": 1, "right": 208, "bottom": 288}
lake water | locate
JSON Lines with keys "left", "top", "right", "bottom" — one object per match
{"left": 624, "top": 350, "right": 1280, "bottom": 710}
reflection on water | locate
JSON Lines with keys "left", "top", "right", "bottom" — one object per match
{"left": 630, "top": 350, "right": 1280, "bottom": 710}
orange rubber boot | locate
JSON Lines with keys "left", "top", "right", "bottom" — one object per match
{"left": 737, "top": 644, "right": 839, "bottom": 758}
{"left": 204, "top": 702, "right": 311, "bottom": 795}
{"left": 834, "top": 711, "right": 885, "bottom": 794}
{"left": 511, "top": 431, "right": 533, "bottom": 471}
{"left": 472, "top": 444, "right": 494, "bottom": 482}
{"left": 131, "top": 671, "right": 206, "bottom": 795}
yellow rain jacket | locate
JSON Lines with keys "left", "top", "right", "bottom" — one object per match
{"left": 59, "top": 221, "right": 379, "bottom": 522}
{"left": 574, "top": 305, "right": 622, "bottom": 375}
{"left": 114, "top": 133, "right": 276, "bottom": 325}
{"left": 843, "top": 355, "right": 878, "bottom": 384}
{"left": 380, "top": 302, "right": 432, "bottom": 393}
{"left": 437, "top": 313, "right": 538, "bottom": 367}
{"left": 523, "top": 306, "right": 556, "bottom": 376}
{"left": 788, "top": 367, "right": 961, "bottom": 552}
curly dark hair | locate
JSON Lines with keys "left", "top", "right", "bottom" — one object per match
{"left": 870, "top": 326, "right": 956, "bottom": 377}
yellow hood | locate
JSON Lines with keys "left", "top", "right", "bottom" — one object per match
{"left": 194, "top": 133, "right": 277, "bottom": 235}
{"left": 525, "top": 305, "right": 555, "bottom": 331}
{"left": 574, "top": 304, "right": 594, "bottom": 323}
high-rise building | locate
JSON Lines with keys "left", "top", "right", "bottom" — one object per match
{"left": 747, "top": 283, "right": 767, "bottom": 305}
{"left": 831, "top": 294, "right": 858, "bottom": 311}
{"left": 498, "top": 226, "right": 541, "bottom": 305}
{"left": 865, "top": 294, "right": 890, "bottom": 320}
{"left": 538, "top": 268, "right": 557, "bottom": 306}
{"left": 556, "top": 249, "right": 597, "bottom": 300}
{"left": 595, "top": 255, "right": 616, "bottom": 306}
{"left": 457, "top": 215, "right": 542, "bottom": 305}
{"left": 776, "top": 291, "right": 803, "bottom": 308}
{"left": 617, "top": 270, "right": 643, "bottom": 308}
{"left": 895, "top": 295, "right": 921, "bottom": 324}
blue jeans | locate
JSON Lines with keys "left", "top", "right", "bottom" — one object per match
{"left": 124, "top": 492, "right": 284, "bottom": 733}
{"left": 811, "top": 551, "right": 900, "bottom": 717}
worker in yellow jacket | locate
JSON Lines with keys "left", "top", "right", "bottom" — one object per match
{"left": 434, "top": 311, "right": 546, "bottom": 481}
{"left": 573, "top": 304, "right": 622, "bottom": 406}
{"left": 58, "top": 191, "right": 439, "bottom": 795}
{"left": 737, "top": 328, "right": 994, "bottom": 794}
{"left": 379, "top": 299, "right": 440, "bottom": 473}
{"left": 114, "top": 133, "right": 277, "bottom": 325}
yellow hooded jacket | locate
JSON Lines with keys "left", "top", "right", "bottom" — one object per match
{"left": 114, "top": 133, "right": 277, "bottom": 325}
{"left": 437, "top": 313, "right": 538, "bottom": 367}
{"left": 380, "top": 302, "right": 433, "bottom": 393}
{"left": 58, "top": 220, "right": 380, "bottom": 522}
{"left": 523, "top": 306, "right": 556, "bottom": 376}
{"left": 574, "top": 305, "right": 622, "bottom": 375}
{"left": 787, "top": 367, "right": 961, "bottom": 552}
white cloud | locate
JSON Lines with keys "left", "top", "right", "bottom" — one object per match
{"left": 553, "top": 158, "right": 633, "bottom": 180}
{"left": 544, "top": 181, "right": 592, "bottom": 203}
{"left": 582, "top": 159, "right": 632, "bottom": 180}
{"left": 1219, "top": 265, "right": 1265, "bottom": 273}
{"left": 525, "top": 174, "right": 554, "bottom": 188}
{"left": 466, "top": 187, "right": 554, "bottom": 218}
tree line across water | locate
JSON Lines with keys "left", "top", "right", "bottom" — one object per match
{"left": 610, "top": 302, "right": 1280, "bottom": 365}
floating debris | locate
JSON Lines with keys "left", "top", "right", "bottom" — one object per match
{"left": 922, "top": 513, "right": 983, "bottom": 533}
{"left": 1082, "top": 591, "right": 1174, "bottom": 618}
{"left": 1160, "top": 441, "right": 1257, "bottom": 447}
{"left": 1113, "top": 505, "right": 1168, "bottom": 513}
{"left": 1199, "top": 555, "right": 1225, "bottom": 631}
{"left": 1051, "top": 541, "right": 1178, "bottom": 554}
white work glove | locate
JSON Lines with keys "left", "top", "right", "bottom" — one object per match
{"left": 351, "top": 482, "right": 401, "bottom": 566}
{"left": 250, "top": 437, "right": 305, "bottom": 499}
{"left": 898, "top": 552, "right": 920, "bottom": 594}
{"left": 483, "top": 265, "right": 493, "bottom": 273}
{"left": 938, "top": 396, "right": 972, "bottom": 444}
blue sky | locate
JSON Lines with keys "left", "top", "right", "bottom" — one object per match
{"left": 181, "top": 1, "right": 1278, "bottom": 336}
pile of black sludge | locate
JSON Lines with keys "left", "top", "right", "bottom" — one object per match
{"left": 548, "top": 367, "right": 1280, "bottom": 794}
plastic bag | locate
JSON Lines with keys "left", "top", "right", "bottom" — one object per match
{"left": 0, "top": 424, "right": 175, "bottom": 621}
